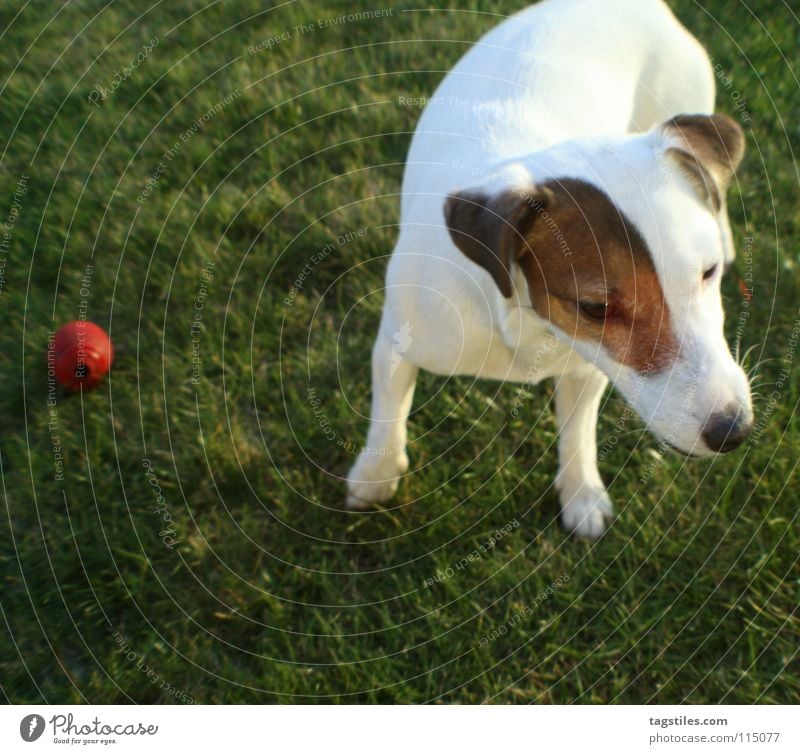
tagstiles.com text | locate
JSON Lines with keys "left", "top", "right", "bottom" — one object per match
{"left": 648, "top": 716, "right": 781, "bottom": 746}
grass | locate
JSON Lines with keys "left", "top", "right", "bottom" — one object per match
{"left": 0, "top": 0, "right": 798, "bottom": 704}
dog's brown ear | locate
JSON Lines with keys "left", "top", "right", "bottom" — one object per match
{"left": 444, "top": 188, "right": 549, "bottom": 298}
{"left": 663, "top": 113, "right": 745, "bottom": 210}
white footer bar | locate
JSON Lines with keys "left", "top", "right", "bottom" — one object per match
{"left": 1, "top": 705, "right": 795, "bottom": 753}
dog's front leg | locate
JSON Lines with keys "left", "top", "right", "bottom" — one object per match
{"left": 554, "top": 364, "right": 613, "bottom": 539}
{"left": 346, "top": 317, "right": 418, "bottom": 509}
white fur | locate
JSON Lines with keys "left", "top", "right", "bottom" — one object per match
{"left": 346, "top": 0, "right": 751, "bottom": 538}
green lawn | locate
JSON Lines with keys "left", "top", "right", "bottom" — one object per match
{"left": 0, "top": 0, "right": 797, "bottom": 704}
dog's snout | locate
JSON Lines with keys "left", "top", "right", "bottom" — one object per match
{"left": 702, "top": 407, "right": 752, "bottom": 453}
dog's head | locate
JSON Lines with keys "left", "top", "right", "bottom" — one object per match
{"left": 445, "top": 113, "right": 752, "bottom": 456}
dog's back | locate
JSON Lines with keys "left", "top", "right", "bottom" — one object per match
{"left": 401, "top": 0, "right": 714, "bottom": 210}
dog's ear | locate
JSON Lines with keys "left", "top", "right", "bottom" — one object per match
{"left": 444, "top": 188, "right": 550, "bottom": 298}
{"left": 662, "top": 113, "right": 745, "bottom": 211}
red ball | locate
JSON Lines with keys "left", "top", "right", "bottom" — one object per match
{"left": 53, "top": 321, "right": 114, "bottom": 390}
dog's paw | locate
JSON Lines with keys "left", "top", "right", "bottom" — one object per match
{"left": 345, "top": 453, "right": 408, "bottom": 510}
{"left": 346, "top": 477, "right": 399, "bottom": 510}
{"left": 559, "top": 485, "right": 614, "bottom": 540}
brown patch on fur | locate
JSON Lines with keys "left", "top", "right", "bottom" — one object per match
{"left": 664, "top": 114, "right": 745, "bottom": 207}
{"left": 516, "top": 179, "right": 679, "bottom": 373}
{"left": 445, "top": 188, "right": 549, "bottom": 297}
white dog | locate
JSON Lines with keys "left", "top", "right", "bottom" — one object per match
{"left": 346, "top": 0, "right": 752, "bottom": 538}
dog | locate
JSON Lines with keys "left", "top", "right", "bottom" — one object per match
{"left": 346, "top": 0, "right": 752, "bottom": 538}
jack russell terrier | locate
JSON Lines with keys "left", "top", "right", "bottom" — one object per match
{"left": 346, "top": 0, "right": 752, "bottom": 538}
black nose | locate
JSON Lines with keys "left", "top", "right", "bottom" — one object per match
{"left": 702, "top": 408, "right": 752, "bottom": 453}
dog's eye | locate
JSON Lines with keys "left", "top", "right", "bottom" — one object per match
{"left": 578, "top": 301, "right": 609, "bottom": 321}
{"left": 702, "top": 264, "right": 718, "bottom": 281}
